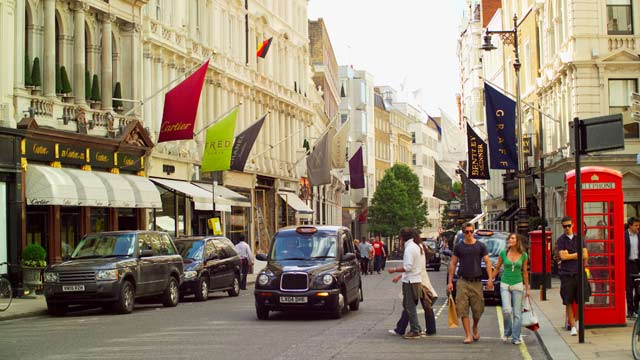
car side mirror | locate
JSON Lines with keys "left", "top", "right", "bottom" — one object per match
{"left": 140, "top": 249, "right": 154, "bottom": 258}
{"left": 341, "top": 253, "right": 356, "bottom": 262}
{"left": 442, "top": 249, "right": 452, "bottom": 257}
{"left": 255, "top": 253, "right": 268, "bottom": 261}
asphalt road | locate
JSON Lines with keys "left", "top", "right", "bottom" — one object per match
{"left": 0, "top": 260, "right": 548, "bottom": 360}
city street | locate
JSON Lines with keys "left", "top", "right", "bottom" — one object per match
{"left": 0, "top": 261, "right": 547, "bottom": 360}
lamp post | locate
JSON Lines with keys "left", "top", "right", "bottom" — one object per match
{"left": 481, "top": 14, "right": 529, "bottom": 237}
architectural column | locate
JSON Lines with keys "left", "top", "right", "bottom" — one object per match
{"left": 153, "top": 54, "right": 163, "bottom": 137}
{"left": 73, "top": 1, "right": 87, "bottom": 105}
{"left": 100, "top": 13, "right": 115, "bottom": 110}
{"left": 43, "top": 0, "right": 56, "bottom": 97}
{"left": 14, "top": 0, "right": 26, "bottom": 89}
{"left": 142, "top": 46, "right": 152, "bottom": 134}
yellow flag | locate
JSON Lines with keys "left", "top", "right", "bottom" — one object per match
{"left": 201, "top": 108, "right": 237, "bottom": 172}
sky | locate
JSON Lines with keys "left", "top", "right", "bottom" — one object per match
{"left": 308, "top": 0, "right": 467, "bottom": 118}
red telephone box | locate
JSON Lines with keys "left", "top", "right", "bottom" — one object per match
{"left": 565, "top": 166, "right": 625, "bottom": 326}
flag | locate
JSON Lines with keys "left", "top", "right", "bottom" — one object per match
{"left": 257, "top": 37, "right": 273, "bottom": 58}
{"left": 306, "top": 128, "right": 335, "bottom": 186}
{"left": 230, "top": 114, "right": 266, "bottom": 171}
{"left": 332, "top": 121, "right": 350, "bottom": 168}
{"left": 440, "top": 110, "right": 467, "bottom": 162}
{"left": 158, "top": 60, "right": 209, "bottom": 143}
{"left": 349, "top": 146, "right": 365, "bottom": 189}
{"left": 466, "top": 124, "right": 490, "bottom": 180}
{"left": 460, "top": 171, "right": 482, "bottom": 215}
{"left": 433, "top": 160, "right": 453, "bottom": 201}
{"left": 484, "top": 82, "right": 518, "bottom": 170}
{"left": 427, "top": 115, "right": 442, "bottom": 136}
{"left": 201, "top": 108, "right": 237, "bottom": 172}
{"left": 303, "top": 139, "right": 311, "bottom": 154}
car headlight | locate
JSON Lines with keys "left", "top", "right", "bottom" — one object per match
{"left": 95, "top": 269, "right": 119, "bottom": 281}
{"left": 322, "top": 274, "right": 334, "bottom": 286}
{"left": 184, "top": 271, "right": 198, "bottom": 280}
{"left": 257, "top": 273, "right": 270, "bottom": 286}
{"left": 44, "top": 272, "right": 59, "bottom": 283}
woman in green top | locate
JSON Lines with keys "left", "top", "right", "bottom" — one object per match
{"left": 490, "top": 233, "right": 530, "bottom": 345}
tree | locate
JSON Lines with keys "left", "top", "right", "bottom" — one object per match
{"left": 367, "top": 172, "right": 413, "bottom": 237}
{"left": 24, "top": 55, "right": 32, "bottom": 86}
{"left": 60, "top": 66, "right": 72, "bottom": 94}
{"left": 90, "top": 74, "right": 100, "bottom": 102}
{"left": 31, "top": 57, "right": 41, "bottom": 87}
{"left": 386, "top": 164, "right": 430, "bottom": 231}
{"left": 55, "top": 65, "right": 62, "bottom": 94}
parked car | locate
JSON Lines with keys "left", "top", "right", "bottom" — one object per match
{"left": 174, "top": 236, "right": 241, "bottom": 301}
{"left": 444, "top": 229, "right": 507, "bottom": 303}
{"left": 43, "top": 231, "right": 183, "bottom": 315}
{"left": 254, "top": 225, "right": 362, "bottom": 320}
{"left": 422, "top": 237, "right": 441, "bottom": 271}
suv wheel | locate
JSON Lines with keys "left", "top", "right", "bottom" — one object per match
{"left": 330, "top": 291, "right": 346, "bottom": 319}
{"left": 227, "top": 275, "right": 240, "bottom": 297}
{"left": 47, "top": 303, "right": 67, "bottom": 316}
{"left": 256, "top": 305, "right": 269, "bottom": 320}
{"left": 349, "top": 286, "right": 362, "bottom": 311}
{"left": 195, "top": 277, "right": 208, "bottom": 302}
{"left": 115, "top": 280, "right": 135, "bottom": 314}
{"left": 162, "top": 277, "right": 179, "bottom": 307}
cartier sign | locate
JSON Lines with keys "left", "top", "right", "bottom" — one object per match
{"left": 25, "top": 140, "right": 56, "bottom": 162}
{"left": 91, "top": 150, "right": 114, "bottom": 168}
{"left": 58, "top": 145, "right": 87, "bottom": 165}
{"left": 117, "top": 153, "right": 142, "bottom": 171}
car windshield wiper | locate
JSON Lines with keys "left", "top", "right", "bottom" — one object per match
{"left": 101, "top": 254, "right": 128, "bottom": 258}
{"left": 279, "top": 257, "right": 308, "bottom": 261}
{"left": 310, "top": 256, "right": 335, "bottom": 259}
{"left": 71, "top": 255, "right": 105, "bottom": 259}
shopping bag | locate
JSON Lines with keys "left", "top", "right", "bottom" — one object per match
{"left": 521, "top": 296, "right": 540, "bottom": 331}
{"left": 448, "top": 294, "right": 459, "bottom": 328}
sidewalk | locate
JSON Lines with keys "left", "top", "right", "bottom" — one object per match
{"left": 0, "top": 260, "right": 266, "bottom": 322}
{"left": 530, "top": 277, "right": 634, "bottom": 360}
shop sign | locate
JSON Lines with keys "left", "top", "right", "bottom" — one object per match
{"left": 91, "top": 149, "right": 114, "bottom": 168}
{"left": 25, "top": 140, "right": 56, "bottom": 162}
{"left": 117, "top": 153, "right": 142, "bottom": 171}
{"left": 58, "top": 145, "right": 87, "bottom": 165}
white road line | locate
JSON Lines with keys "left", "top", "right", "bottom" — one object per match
{"left": 435, "top": 298, "right": 448, "bottom": 319}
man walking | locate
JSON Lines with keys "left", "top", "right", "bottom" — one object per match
{"left": 447, "top": 223, "right": 493, "bottom": 344}
{"left": 358, "top": 237, "right": 373, "bottom": 275}
{"left": 371, "top": 235, "right": 386, "bottom": 274}
{"left": 389, "top": 227, "right": 424, "bottom": 339}
{"left": 234, "top": 234, "right": 254, "bottom": 290}
{"left": 557, "top": 216, "right": 589, "bottom": 336}
{"left": 626, "top": 217, "right": 640, "bottom": 318}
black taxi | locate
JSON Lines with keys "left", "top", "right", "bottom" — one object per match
{"left": 254, "top": 225, "right": 362, "bottom": 319}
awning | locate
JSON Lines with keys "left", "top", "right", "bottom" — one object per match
{"left": 94, "top": 171, "right": 136, "bottom": 208}
{"left": 60, "top": 168, "right": 109, "bottom": 207}
{"left": 122, "top": 174, "right": 162, "bottom": 209}
{"left": 279, "top": 192, "right": 314, "bottom": 219}
{"left": 26, "top": 165, "right": 78, "bottom": 206}
{"left": 151, "top": 178, "right": 212, "bottom": 210}
{"left": 194, "top": 183, "right": 251, "bottom": 208}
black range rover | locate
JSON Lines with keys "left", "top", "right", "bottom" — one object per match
{"left": 254, "top": 225, "right": 362, "bottom": 320}
{"left": 43, "top": 231, "right": 183, "bottom": 315}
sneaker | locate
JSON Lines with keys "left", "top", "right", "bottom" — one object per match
{"left": 501, "top": 336, "right": 509, "bottom": 342}
{"left": 512, "top": 339, "right": 522, "bottom": 345}
{"left": 419, "top": 331, "right": 427, "bottom": 338}
{"left": 570, "top": 327, "right": 578, "bottom": 336}
{"left": 388, "top": 329, "right": 402, "bottom": 336}
{"left": 403, "top": 331, "right": 421, "bottom": 339}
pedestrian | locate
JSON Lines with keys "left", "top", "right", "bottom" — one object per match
{"left": 447, "top": 222, "right": 494, "bottom": 344}
{"left": 626, "top": 217, "right": 640, "bottom": 318}
{"left": 358, "top": 237, "right": 373, "bottom": 275}
{"left": 388, "top": 227, "right": 424, "bottom": 339}
{"left": 381, "top": 241, "right": 389, "bottom": 271}
{"left": 371, "top": 234, "right": 386, "bottom": 274}
{"left": 234, "top": 234, "right": 254, "bottom": 290}
{"left": 389, "top": 229, "right": 437, "bottom": 337}
{"left": 354, "top": 239, "right": 361, "bottom": 261}
{"left": 490, "top": 233, "right": 530, "bottom": 345}
{"left": 557, "top": 216, "right": 589, "bottom": 336}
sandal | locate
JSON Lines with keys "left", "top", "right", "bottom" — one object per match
{"left": 463, "top": 339, "right": 473, "bottom": 344}
{"left": 473, "top": 332, "right": 480, "bottom": 342}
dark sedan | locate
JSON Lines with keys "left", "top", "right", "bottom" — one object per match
{"left": 174, "top": 236, "right": 241, "bottom": 301}
{"left": 422, "top": 238, "right": 441, "bottom": 271}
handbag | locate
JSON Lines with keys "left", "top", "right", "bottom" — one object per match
{"left": 521, "top": 296, "right": 540, "bottom": 331}
{"left": 421, "top": 285, "right": 438, "bottom": 307}
{"left": 448, "top": 293, "right": 459, "bottom": 328}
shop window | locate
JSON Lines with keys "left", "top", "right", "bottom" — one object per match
{"left": 609, "top": 79, "right": 638, "bottom": 138}
{"left": 225, "top": 204, "right": 250, "bottom": 244}
{"left": 607, "top": 0, "right": 633, "bottom": 35}
{"left": 118, "top": 208, "right": 137, "bottom": 231}
{"left": 90, "top": 208, "right": 109, "bottom": 233}
{"left": 26, "top": 207, "right": 48, "bottom": 250}
{"left": 60, "top": 208, "right": 80, "bottom": 258}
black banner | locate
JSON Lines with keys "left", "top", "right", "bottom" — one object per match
{"left": 91, "top": 149, "right": 114, "bottom": 168}
{"left": 485, "top": 83, "right": 518, "bottom": 170}
{"left": 433, "top": 161, "right": 453, "bottom": 201}
{"left": 58, "top": 145, "right": 87, "bottom": 165}
{"left": 117, "top": 153, "right": 142, "bottom": 171}
{"left": 230, "top": 114, "right": 266, "bottom": 171}
{"left": 25, "top": 140, "right": 56, "bottom": 162}
{"left": 460, "top": 171, "right": 482, "bottom": 215}
{"left": 466, "top": 124, "right": 490, "bottom": 180}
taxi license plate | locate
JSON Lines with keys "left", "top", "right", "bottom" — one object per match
{"left": 280, "top": 296, "right": 307, "bottom": 304}
{"left": 62, "top": 285, "right": 85, "bottom": 292}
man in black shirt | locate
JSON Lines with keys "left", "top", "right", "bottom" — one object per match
{"left": 556, "top": 216, "right": 589, "bottom": 336}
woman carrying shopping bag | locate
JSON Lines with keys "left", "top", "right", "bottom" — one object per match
{"left": 490, "top": 233, "right": 530, "bottom": 345}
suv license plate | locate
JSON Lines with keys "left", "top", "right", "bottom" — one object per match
{"left": 62, "top": 285, "right": 85, "bottom": 292}
{"left": 280, "top": 296, "right": 307, "bottom": 304}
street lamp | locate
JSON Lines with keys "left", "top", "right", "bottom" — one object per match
{"left": 481, "top": 14, "right": 529, "bottom": 237}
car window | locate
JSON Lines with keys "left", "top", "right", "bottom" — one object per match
{"left": 270, "top": 230, "right": 337, "bottom": 260}
{"left": 341, "top": 232, "right": 354, "bottom": 255}
{"left": 138, "top": 233, "right": 154, "bottom": 255}
{"left": 159, "top": 234, "right": 177, "bottom": 255}
{"left": 204, "top": 240, "right": 217, "bottom": 259}
{"left": 176, "top": 240, "right": 204, "bottom": 260}
{"left": 72, "top": 233, "right": 135, "bottom": 258}
{"left": 212, "top": 239, "right": 230, "bottom": 259}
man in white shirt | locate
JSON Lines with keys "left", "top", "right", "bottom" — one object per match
{"left": 626, "top": 217, "right": 640, "bottom": 317}
{"left": 234, "top": 234, "right": 254, "bottom": 290}
{"left": 389, "top": 227, "right": 424, "bottom": 339}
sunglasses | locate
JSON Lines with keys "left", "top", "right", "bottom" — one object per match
{"left": 562, "top": 224, "right": 572, "bottom": 229}
{"left": 463, "top": 230, "right": 474, "bottom": 234}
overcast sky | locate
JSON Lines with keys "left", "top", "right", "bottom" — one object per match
{"left": 308, "top": 0, "right": 466, "bottom": 118}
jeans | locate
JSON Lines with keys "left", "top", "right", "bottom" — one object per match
{"left": 626, "top": 260, "right": 640, "bottom": 314}
{"left": 500, "top": 282, "right": 524, "bottom": 342}
{"left": 239, "top": 258, "right": 249, "bottom": 290}
{"left": 395, "top": 296, "right": 436, "bottom": 335}
{"left": 401, "top": 282, "right": 422, "bottom": 333}
{"left": 374, "top": 255, "right": 382, "bottom": 272}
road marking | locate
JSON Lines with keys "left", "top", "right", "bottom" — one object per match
{"left": 435, "top": 298, "right": 448, "bottom": 319}
{"left": 496, "top": 305, "right": 533, "bottom": 360}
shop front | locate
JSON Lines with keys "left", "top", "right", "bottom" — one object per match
{"left": 0, "top": 127, "right": 24, "bottom": 283}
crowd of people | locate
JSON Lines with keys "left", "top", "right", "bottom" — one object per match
{"left": 355, "top": 235, "right": 388, "bottom": 275}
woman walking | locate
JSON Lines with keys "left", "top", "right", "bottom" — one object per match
{"left": 490, "top": 233, "right": 530, "bottom": 345}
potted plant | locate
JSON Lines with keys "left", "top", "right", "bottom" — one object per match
{"left": 31, "top": 57, "right": 42, "bottom": 96}
{"left": 21, "top": 243, "right": 47, "bottom": 291}
{"left": 113, "top": 82, "right": 123, "bottom": 111}
{"left": 85, "top": 70, "right": 91, "bottom": 101}
{"left": 60, "top": 66, "right": 73, "bottom": 102}
{"left": 90, "top": 74, "right": 101, "bottom": 109}
{"left": 24, "top": 54, "right": 32, "bottom": 88}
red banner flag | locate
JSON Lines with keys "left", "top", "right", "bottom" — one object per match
{"left": 158, "top": 60, "right": 209, "bottom": 143}
{"left": 257, "top": 37, "right": 273, "bottom": 58}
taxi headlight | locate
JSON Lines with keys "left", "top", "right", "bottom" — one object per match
{"left": 95, "top": 269, "right": 118, "bottom": 281}
{"left": 184, "top": 271, "right": 198, "bottom": 280}
{"left": 258, "top": 274, "right": 270, "bottom": 286}
{"left": 44, "top": 272, "right": 59, "bottom": 283}
{"left": 322, "top": 274, "right": 334, "bottom": 286}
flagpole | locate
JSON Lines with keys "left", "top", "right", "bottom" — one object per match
{"left": 247, "top": 122, "right": 315, "bottom": 162}
{"left": 123, "top": 59, "right": 209, "bottom": 117}
{"left": 193, "top": 103, "right": 242, "bottom": 138}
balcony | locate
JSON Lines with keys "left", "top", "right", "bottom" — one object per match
{"left": 608, "top": 35, "right": 636, "bottom": 52}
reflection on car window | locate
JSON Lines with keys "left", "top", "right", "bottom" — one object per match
{"left": 176, "top": 240, "right": 204, "bottom": 260}
{"left": 271, "top": 231, "right": 337, "bottom": 260}
{"left": 72, "top": 234, "right": 136, "bottom": 258}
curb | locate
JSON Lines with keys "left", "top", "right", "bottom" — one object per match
{"left": 530, "top": 299, "right": 579, "bottom": 360}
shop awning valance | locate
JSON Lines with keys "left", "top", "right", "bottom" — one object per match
{"left": 150, "top": 178, "right": 213, "bottom": 211}
{"left": 26, "top": 165, "right": 78, "bottom": 206}
{"left": 122, "top": 174, "right": 162, "bottom": 209}
{"left": 279, "top": 192, "right": 314, "bottom": 219}
{"left": 94, "top": 171, "right": 137, "bottom": 208}
{"left": 61, "top": 168, "right": 109, "bottom": 207}
{"left": 194, "top": 183, "right": 251, "bottom": 208}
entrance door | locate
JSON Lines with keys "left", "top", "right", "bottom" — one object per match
{"left": 26, "top": 207, "right": 48, "bottom": 251}
{"left": 583, "top": 201, "right": 615, "bottom": 309}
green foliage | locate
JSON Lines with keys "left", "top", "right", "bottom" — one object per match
{"left": 85, "top": 71, "right": 91, "bottom": 99}
{"left": 21, "top": 243, "right": 47, "bottom": 268}
{"left": 90, "top": 74, "right": 100, "bottom": 102}
{"left": 55, "top": 65, "right": 62, "bottom": 94}
{"left": 60, "top": 66, "right": 72, "bottom": 94}
{"left": 24, "top": 54, "right": 32, "bottom": 86}
{"left": 452, "top": 181, "right": 462, "bottom": 198}
{"left": 368, "top": 172, "right": 413, "bottom": 237}
{"left": 386, "top": 164, "right": 430, "bottom": 231}
{"left": 31, "top": 57, "right": 41, "bottom": 87}
{"left": 113, "top": 82, "right": 123, "bottom": 108}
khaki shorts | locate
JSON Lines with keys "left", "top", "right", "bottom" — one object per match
{"left": 455, "top": 279, "right": 485, "bottom": 319}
